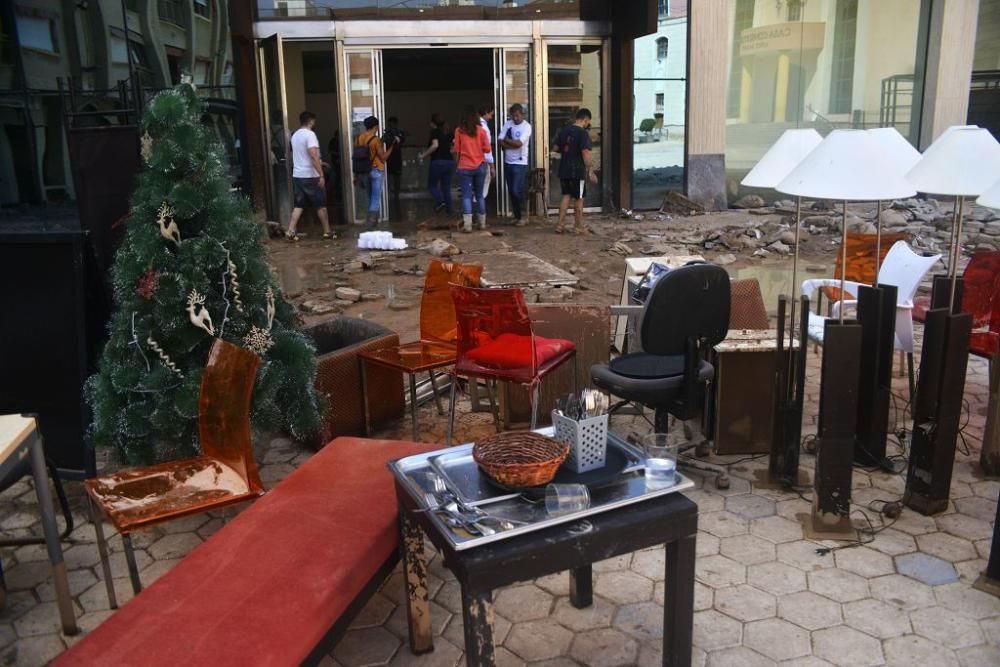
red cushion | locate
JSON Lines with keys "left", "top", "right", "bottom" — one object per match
{"left": 912, "top": 296, "right": 930, "bottom": 323}
{"left": 55, "top": 437, "right": 438, "bottom": 667}
{"left": 465, "top": 333, "right": 575, "bottom": 370}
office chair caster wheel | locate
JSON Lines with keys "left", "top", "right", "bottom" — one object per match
{"left": 715, "top": 474, "right": 730, "bottom": 490}
{"left": 695, "top": 442, "right": 712, "bottom": 457}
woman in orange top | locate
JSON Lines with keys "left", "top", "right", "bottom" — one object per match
{"left": 452, "top": 105, "right": 492, "bottom": 232}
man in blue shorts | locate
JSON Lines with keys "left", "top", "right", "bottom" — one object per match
{"left": 552, "top": 107, "right": 598, "bottom": 234}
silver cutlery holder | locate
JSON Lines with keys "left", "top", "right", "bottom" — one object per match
{"left": 552, "top": 411, "right": 609, "bottom": 473}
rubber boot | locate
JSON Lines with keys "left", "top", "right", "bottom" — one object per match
{"left": 476, "top": 213, "right": 487, "bottom": 230}
{"left": 462, "top": 214, "right": 473, "bottom": 232}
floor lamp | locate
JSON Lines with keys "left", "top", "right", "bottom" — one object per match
{"left": 902, "top": 127, "right": 1000, "bottom": 515}
{"left": 740, "top": 128, "right": 822, "bottom": 489}
{"left": 974, "top": 177, "right": 1000, "bottom": 598}
{"left": 777, "top": 130, "right": 916, "bottom": 538}
{"left": 850, "top": 128, "right": 922, "bottom": 470}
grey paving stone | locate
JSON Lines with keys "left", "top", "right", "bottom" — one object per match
{"left": 705, "top": 646, "right": 776, "bottom": 667}
{"left": 916, "top": 532, "right": 979, "bottom": 563}
{"left": 350, "top": 592, "right": 396, "bottom": 629}
{"left": 842, "top": 598, "right": 911, "bottom": 639}
{"left": 568, "top": 627, "right": 638, "bottom": 667}
{"left": 719, "top": 534, "right": 776, "bottom": 565}
{"left": 695, "top": 554, "right": 747, "bottom": 588}
{"left": 505, "top": 619, "right": 573, "bottom": 662}
{"left": 692, "top": 610, "right": 742, "bottom": 651}
{"left": 911, "top": 606, "right": 986, "bottom": 649}
{"left": 494, "top": 585, "right": 555, "bottom": 622}
{"left": 628, "top": 548, "right": 665, "bottom": 581}
{"left": 832, "top": 546, "right": 895, "bottom": 578}
{"left": 933, "top": 581, "right": 1000, "bottom": 620}
{"left": 869, "top": 573, "right": 936, "bottom": 611}
{"left": 750, "top": 516, "right": 803, "bottom": 544}
{"left": 551, "top": 595, "right": 616, "bottom": 632}
{"left": 699, "top": 511, "right": 749, "bottom": 538}
{"left": 883, "top": 634, "right": 960, "bottom": 667}
{"left": 747, "top": 561, "right": 807, "bottom": 596}
{"left": 332, "top": 626, "right": 400, "bottom": 665}
{"left": 812, "top": 625, "right": 884, "bottom": 666}
{"left": 725, "top": 494, "right": 776, "bottom": 520}
{"left": 775, "top": 540, "right": 833, "bottom": 572}
{"left": 593, "top": 570, "right": 653, "bottom": 605}
{"left": 6, "top": 633, "right": 66, "bottom": 667}
{"left": 613, "top": 601, "right": 663, "bottom": 641}
{"left": 385, "top": 599, "right": 450, "bottom": 639}
{"left": 743, "top": 618, "right": 809, "bottom": 661}
{"left": 147, "top": 532, "right": 203, "bottom": 561}
{"left": 387, "top": 636, "right": 461, "bottom": 667}
{"left": 807, "top": 569, "right": 869, "bottom": 603}
{"left": 714, "top": 584, "right": 776, "bottom": 622}
{"left": 776, "top": 590, "right": 842, "bottom": 631}
{"left": 956, "top": 644, "right": 1000, "bottom": 667}
{"left": 896, "top": 552, "right": 960, "bottom": 586}
{"left": 865, "top": 527, "right": 918, "bottom": 556}
{"left": 935, "top": 513, "right": 993, "bottom": 542}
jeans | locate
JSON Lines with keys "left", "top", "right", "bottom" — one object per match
{"left": 428, "top": 159, "right": 455, "bottom": 213}
{"left": 458, "top": 163, "right": 487, "bottom": 216}
{"left": 504, "top": 163, "right": 528, "bottom": 217}
{"left": 367, "top": 167, "right": 384, "bottom": 213}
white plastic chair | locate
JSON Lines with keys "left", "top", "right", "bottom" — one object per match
{"left": 801, "top": 241, "right": 942, "bottom": 396}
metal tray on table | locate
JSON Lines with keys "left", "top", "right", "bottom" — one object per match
{"left": 389, "top": 428, "right": 695, "bottom": 550}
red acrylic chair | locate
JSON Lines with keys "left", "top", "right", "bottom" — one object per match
{"left": 912, "top": 250, "right": 1000, "bottom": 362}
{"left": 446, "top": 285, "right": 577, "bottom": 444}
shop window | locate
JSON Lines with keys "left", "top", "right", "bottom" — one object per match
{"left": 656, "top": 37, "right": 669, "bottom": 61}
{"left": 726, "top": 0, "right": 755, "bottom": 118}
{"left": 194, "top": 59, "right": 212, "bottom": 85}
{"left": 17, "top": 15, "right": 59, "bottom": 54}
{"left": 787, "top": 0, "right": 803, "bottom": 21}
{"left": 828, "top": 0, "right": 858, "bottom": 114}
{"left": 194, "top": 0, "right": 210, "bottom": 18}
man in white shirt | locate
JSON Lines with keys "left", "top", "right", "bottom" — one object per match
{"left": 498, "top": 103, "right": 532, "bottom": 226}
{"left": 478, "top": 104, "right": 495, "bottom": 207}
{"left": 286, "top": 111, "right": 332, "bottom": 241}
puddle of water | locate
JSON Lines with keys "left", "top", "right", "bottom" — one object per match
{"left": 729, "top": 258, "right": 832, "bottom": 317}
{"left": 274, "top": 261, "right": 329, "bottom": 296}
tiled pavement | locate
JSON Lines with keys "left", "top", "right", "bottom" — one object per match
{"left": 1, "top": 340, "right": 999, "bottom": 666}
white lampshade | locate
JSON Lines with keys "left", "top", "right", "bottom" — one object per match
{"left": 741, "top": 129, "right": 823, "bottom": 188}
{"left": 906, "top": 127, "right": 1000, "bottom": 196}
{"left": 867, "top": 127, "right": 921, "bottom": 176}
{"left": 978, "top": 178, "right": 1000, "bottom": 210}
{"left": 776, "top": 129, "right": 917, "bottom": 200}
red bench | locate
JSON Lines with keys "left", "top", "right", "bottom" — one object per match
{"left": 56, "top": 437, "right": 436, "bottom": 666}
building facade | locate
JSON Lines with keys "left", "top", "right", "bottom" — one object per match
{"left": 2, "top": 0, "right": 996, "bottom": 218}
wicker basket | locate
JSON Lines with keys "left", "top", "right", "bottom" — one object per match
{"left": 473, "top": 432, "right": 570, "bottom": 488}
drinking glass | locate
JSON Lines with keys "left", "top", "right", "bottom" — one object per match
{"left": 545, "top": 483, "right": 590, "bottom": 516}
{"left": 641, "top": 433, "right": 679, "bottom": 490}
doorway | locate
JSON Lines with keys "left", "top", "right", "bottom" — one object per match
{"left": 382, "top": 48, "right": 493, "bottom": 223}
{"left": 342, "top": 45, "right": 533, "bottom": 225}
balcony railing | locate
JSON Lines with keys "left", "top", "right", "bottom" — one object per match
{"left": 158, "top": 0, "right": 187, "bottom": 27}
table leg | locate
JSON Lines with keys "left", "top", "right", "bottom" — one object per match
{"left": 29, "top": 432, "right": 77, "bottom": 635}
{"left": 662, "top": 534, "right": 696, "bottom": 667}
{"left": 429, "top": 371, "right": 445, "bottom": 416}
{"left": 360, "top": 357, "right": 371, "bottom": 436}
{"left": 409, "top": 374, "right": 420, "bottom": 442}
{"left": 569, "top": 565, "right": 593, "bottom": 609}
{"left": 122, "top": 533, "right": 143, "bottom": 594}
{"left": 460, "top": 585, "right": 496, "bottom": 667}
{"left": 400, "top": 509, "right": 433, "bottom": 654}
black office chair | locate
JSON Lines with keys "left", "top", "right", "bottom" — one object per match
{"left": 591, "top": 263, "right": 731, "bottom": 488}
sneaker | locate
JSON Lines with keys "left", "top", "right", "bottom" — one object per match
{"left": 284, "top": 230, "right": 300, "bottom": 242}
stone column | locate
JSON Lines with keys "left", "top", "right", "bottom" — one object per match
{"left": 919, "top": 0, "right": 981, "bottom": 149}
{"left": 686, "top": 0, "right": 728, "bottom": 211}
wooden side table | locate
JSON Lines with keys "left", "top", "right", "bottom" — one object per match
{"left": 396, "top": 480, "right": 697, "bottom": 666}
{"left": 0, "top": 414, "right": 77, "bottom": 634}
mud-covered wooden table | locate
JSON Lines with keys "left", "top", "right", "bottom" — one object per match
{"left": 395, "top": 479, "right": 698, "bottom": 666}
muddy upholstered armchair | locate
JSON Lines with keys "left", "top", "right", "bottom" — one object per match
{"left": 301, "top": 316, "right": 405, "bottom": 448}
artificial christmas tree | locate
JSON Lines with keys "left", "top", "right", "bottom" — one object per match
{"left": 87, "top": 84, "right": 323, "bottom": 464}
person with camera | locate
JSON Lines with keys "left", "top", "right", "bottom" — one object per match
{"left": 352, "top": 115, "right": 398, "bottom": 228}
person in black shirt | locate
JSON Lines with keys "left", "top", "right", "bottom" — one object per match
{"left": 552, "top": 107, "right": 598, "bottom": 234}
{"left": 418, "top": 113, "right": 455, "bottom": 214}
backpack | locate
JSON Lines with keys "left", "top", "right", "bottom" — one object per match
{"left": 351, "top": 136, "right": 376, "bottom": 175}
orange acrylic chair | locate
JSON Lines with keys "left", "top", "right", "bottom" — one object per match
{"left": 358, "top": 259, "right": 482, "bottom": 441}
{"left": 446, "top": 285, "right": 577, "bottom": 444}
{"left": 816, "top": 231, "right": 910, "bottom": 311}
{"left": 85, "top": 339, "right": 265, "bottom": 608}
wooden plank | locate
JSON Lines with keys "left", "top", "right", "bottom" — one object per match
{"left": 501, "top": 304, "right": 609, "bottom": 427}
